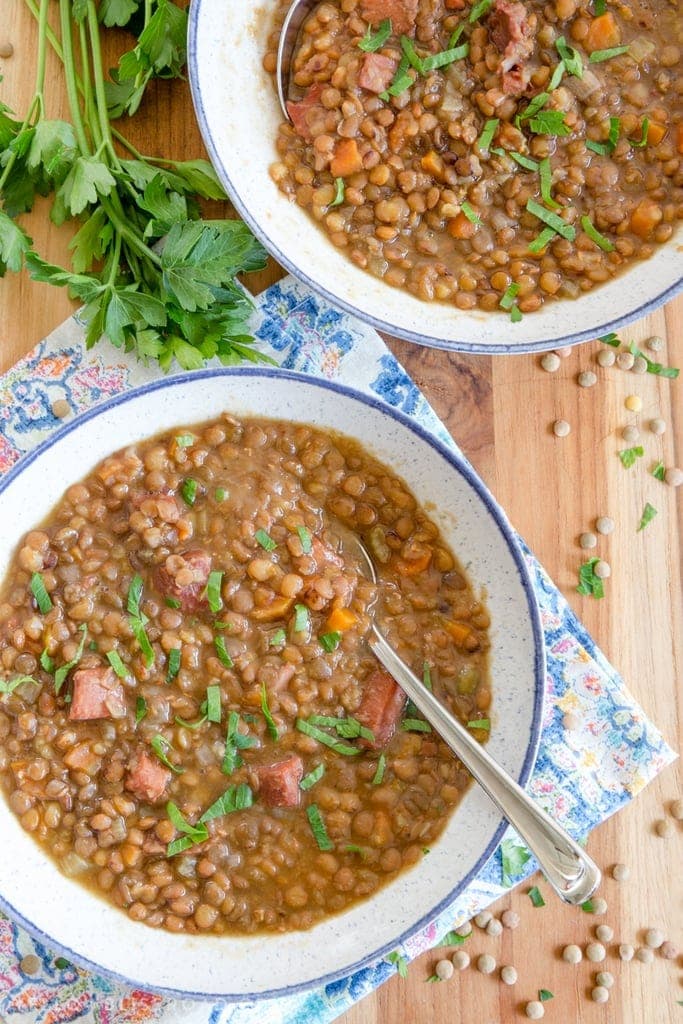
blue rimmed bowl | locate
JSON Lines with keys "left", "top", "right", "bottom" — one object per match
{"left": 0, "top": 368, "right": 544, "bottom": 999}
{"left": 188, "top": 0, "right": 682, "bottom": 354}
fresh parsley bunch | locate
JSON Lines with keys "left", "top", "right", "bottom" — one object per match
{"left": 0, "top": 0, "right": 270, "bottom": 370}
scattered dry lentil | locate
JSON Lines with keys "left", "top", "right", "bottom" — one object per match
{"left": 649, "top": 418, "right": 666, "bottom": 436}
{"left": 596, "top": 348, "right": 616, "bottom": 368}
{"left": 501, "top": 910, "right": 520, "bottom": 929}
{"left": 632, "top": 356, "right": 648, "bottom": 375}
{"left": 553, "top": 419, "right": 571, "bottom": 437}
{"left": 477, "top": 954, "right": 496, "bottom": 975}
{"left": 435, "top": 958, "right": 454, "bottom": 980}
{"left": 475, "top": 911, "right": 492, "bottom": 929}
{"left": 19, "top": 955, "right": 40, "bottom": 975}
{"left": 660, "top": 941, "right": 678, "bottom": 960}
{"left": 455, "top": 921, "right": 473, "bottom": 937}
{"left": 618, "top": 944, "right": 635, "bottom": 962}
{"left": 616, "top": 352, "right": 635, "bottom": 371}
{"left": 644, "top": 928, "right": 664, "bottom": 949}
{"left": 578, "top": 370, "right": 597, "bottom": 388}
{"left": 500, "top": 965, "right": 518, "bottom": 986}
{"left": 594, "top": 561, "right": 611, "bottom": 580}
{"left": 579, "top": 532, "right": 597, "bottom": 550}
{"left": 664, "top": 467, "right": 683, "bottom": 488}
{"left": 525, "top": 1000, "right": 545, "bottom": 1019}
{"left": 0, "top": 42, "right": 14, "bottom": 59}
{"left": 595, "top": 924, "right": 614, "bottom": 943}
{"left": 590, "top": 897, "right": 608, "bottom": 915}
{"left": 655, "top": 818, "right": 674, "bottom": 838}
{"left": 586, "top": 942, "right": 606, "bottom": 963}
{"left": 541, "top": 353, "right": 561, "bottom": 373}
{"left": 452, "top": 950, "right": 470, "bottom": 971}
{"left": 611, "top": 863, "right": 630, "bottom": 882}
{"left": 486, "top": 918, "right": 503, "bottom": 938}
{"left": 51, "top": 399, "right": 71, "bottom": 419}
{"left": 670, "top": 798, "right": 683, "bottom": 820}
{"left": 635, "top": 947, "right": 654, "bottom": 964}
{"left": 562, "top": 944, "right": 583, "bottom": 964}
{"left": 595, "top": 516, "right": 615, "bottom": 536}
{"left": 591, "top": 986, "right": 610, "bottom": 1004}
{"left": 595, "top": 971, "right": 614, "bottom": 989}
{"left": 646, "top": 335, "right": 664, "bottom": 353}
{"left": 622, "top": 425, "right": 640, "bottom": 443}
{"left": 625, "top": 395, "right": 642, "bottom": 412}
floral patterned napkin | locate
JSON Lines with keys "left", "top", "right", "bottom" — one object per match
{"left": 0, "top": 277, "right": 675, "bottom": 1024}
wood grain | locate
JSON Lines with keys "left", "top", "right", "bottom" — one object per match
{"left": 1, "top": 3, "right": 681, "bottom": 1020}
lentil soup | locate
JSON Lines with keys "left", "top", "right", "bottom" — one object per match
{"left": 0, "top": 414, "right": 491, "bottom": 936}
{"left": 265, "top": 0, "right": 682, "bottom": 316}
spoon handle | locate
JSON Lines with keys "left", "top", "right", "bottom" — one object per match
{"left": 369, "top": 625, "right": 601, "bottom": 905}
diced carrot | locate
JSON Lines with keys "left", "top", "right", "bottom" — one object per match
{"left": 251, "top": 596, "right": 294, "bottom": 622}
{"left": 396, "top": 550, "right": 432, "bottom": 575}
{"left": 584, "top": 12, "right": 620, "bottom": 54}
{"left": 420, "top": 150, "right": 445, "bottom": 180}
{"left": 330, "top": 138, "right": 363, "bottom": 178}
{"left": 448, "top": 212, "right": 476, "bottom": 239}
{"left": 646, "top": 121, "right": 667, "bottom": 146}
{"left": 444, "top": 620, "right": 472, "bottom": 645}
{"left": 676, "top": 123, "right": 683, "bottom": 156}
{"left": 629, "top": 198, "right": 663, "bottom": 238}
{"left": 326, "top": 607, "right": 358, "bottom": 632}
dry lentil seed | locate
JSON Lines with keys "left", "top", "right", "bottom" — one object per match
{"left": 477, "top": 954, "right": 496, "bottom": 974}
{"left": 452, "top": 950, "right": 470, "bottom": 970}
{"left": 501, "top": 909, "right": 520, "bottom": 929}
{"left": 646, "top": 336, "right": 664, "bottom": 352}
{"left": 486, "top": 918, "right": 503, "bottom": 938}
{"left": 622, "top": 425, "right": 640, "bottom": 444}
{"left": 660, "top": 941, "right": 678, "bottom": 960}
{"left": 595, "top": 971, "right": 614, "bottom": 989}
{"left": 655, "top": 818, "right": 674, "bottom": 838}
{"left": 670, "top": 798, "right": 683, "bottom": 820}
{"left": 591, "top": 986, "right": 609, "bottom": 1003}
{"left": 594, "top": 561, "right": 611, "bottom": 580}
{"left": 586, "top": 942, "right": 606, "bottom": 963}
{"left": 619, "top": 944, "right": 635, "bottom": 961}
{"left": 611, "top": 862, "right": 630, "bottom": 882}
{"left": 625, "top": 395, "right": 642, "bottom": 412}
{"left": 455, "top": 921, "right": 473, "bottom": 937}
{"left": 579, "top": 532, "right": 597, "bottom": 550}
{"left": 649, "top": 418, "right": 666, "bottom": 436}
{"left": 616, "top": 352, "right": 635, "bottom": 371}
{"left": 540, "top": 353, "right": 561, "bottom": 373}
{"left": 553, "top": 419, "right": 571, "bottom": 438}
{"left": 578, "top": 371, "right": 597, "bottom": 388}
{"left": 20, "top": 954, "right": 41, "bottom": 975}
{"left": 500, "top": 965, "right": 518, "bottom": 985}
{"left": 474, "top": 910, "right": 492, "bottom": 929}
{"left": 0, "top": 42, "right": 13, "bottom": 59}
{"left": 596, "top": 348, "right": 616, "bottom": 368}
{"left": 435, "top": 958, "right": 454, "bottom": 980}
{"left": 595, "top": 924, "right": 613, "bottom": 943}
{"left": 595, "top": 517, "right": 614, "bottom": 536}
{"left": 644, "top": 927, "right": 664, "bottom": 949}
{"left": 631, "top": 356, "right": 648, "bottom": 375}
{"left": 562, "top": 944, "right": 583, "bottom": 964}
{"left": 590, "top": 897, "right": 608, "bottom": 915}
{"left": 51, "top": 399, "right": 71, "bottom": 419}
{"left": 664, "top": 468, "right": 683, "bottom": 488}
{"left": 635, "top": 947, "right": 654, "bottom": 964}
{"left": 525, "top": 1001, "right": 545, "bottom": 1019}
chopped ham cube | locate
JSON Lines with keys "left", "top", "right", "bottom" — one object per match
{"left": 154, "top": 548, "right": 212, "bottom": 613}
{"left": 356, "top": 668, "right": 407, "bottom": 748}
{"left": 489, "top": 0, "right": 534, "bottom": 95}
{"left": 287, "top": 83, "right": 325, "bottom": 141}
{"left": 358, "top": 53, "right": 397, "bottom": 94}
{"left": 256, "top": 755, "right": 304, "bottom": 808}
{"left": 125, "top": 748, "right": 171, "bottom": 803}
{"left": 360, "top": 0, "right": 418, "bottom": 36}
{"left": 69, "top": 667, "right": 126, "bottom": 721}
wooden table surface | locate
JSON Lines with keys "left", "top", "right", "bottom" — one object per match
{"left": 1, "top": 4, "right": 681, "bottom": 1021}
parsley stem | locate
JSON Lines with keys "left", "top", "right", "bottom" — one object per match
{"left": 59, "top": 0, "right": 91, "bottom": 156}
{"left": 78, "top": 18, "right": 101, "bottom": 151}
{"left": 86, "top": 1, "right": 123, "bottom": 172}
{"left": 0, "top": 0, "right": 49, "bottom": 193}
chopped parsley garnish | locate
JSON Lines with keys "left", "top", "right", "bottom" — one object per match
{"left": 135, "top": 696, "right": 147, "bottom": 723}
{"left": 576, "top": 557, "right": 605, "bottom": 599}
{"left": 269, "top": 628, "right": 287, "bottom": 647}
{"left": 518, "top": 92, "right": 549, "bottom": 123}
{"left": 175, "top": 433, "right": 195, "bottom": 448}
{"left": 548, "top": 62, "right": 565, "bottom": 91}
{"left": 40, "top": 648, "right": 55, "bottom": 673}
{"left": 528, "top": 885, "right": 546, "bottom": 907}
{"left": 205, "top": 684, "right": 222, "bottom": 723}
{"left": 630, "top": 117, "right": 650, "bottom": 148}
{"left": 127, "top": 575, "right": 154, "bottom": 668}
{"left": 539, "top": 158, "right": 559, "bottom": 209}
{"left": 345, "top": 843, "right": 367, "bottom": 856}
{"left": 510, "top": 305, "right": 523, "bottom": 323}
{"left": 214, "top": 635, "right": 234, "bottom": 669}
{"left": 401, "top": 35, "right": 426, "bottom": 73}
{"left": 54, "top": 624, "right": 88, "bottom": 694}
{"left": 500, "top": 836, "right": 532, "bottom": 887}
{"left": 30, "top": 573, "right": 53, "bottom": 614}
{"left": 379, "top": 55, "right": 413, "bottom": 99}
{"left": 618, "top": 445, "right": 645, "bottom": 469}
{"left": 296, "top": 525, "right": 313, "bottom": 553}
{"left": 539, "top": 990, "right": 554, "bottom": 1002}
{"left": 215, "top": 487, "right": 227, "bottom": 502}
{"left": 499, "top": 283, "right": 520, "bottom": 311}
{"left": 587, "top": 116, "right": 620, "bottom": 156}
{"left": 593, "top": 0, "right": 606, "bottom": 13}
{"left": 167, "top": 647, "right": 181, "bottom": 682}
{"left": 506, "top": 150, "right": 539, "bottom": 172}
{"left": 261, "top": 683, "right": 279, "bottom": 740}
{"left": 319, "top": 631, "right": 342, "bottom": 653}
{"left": 401, "top": 718, "right": 432, "bottom": 733}
{"left": 131, "top": 617, "right": 154, "bottom": 669}
{"left": 637, "top": 502, "right": 658, "bottom": 532}
{"left": 0, "top": 674, "right": 39, "bottom": 695}
{"left": 166, "top": 801, "right": 208, "bottom": 857}
{"left": 555, "top": 36, "right": 583, "bottom": 77}
{"left": 581, "top": 898, "right": 597, "bottom": 912}
{"left": 151, "top": 735, "right": 184, "bottom": 774}
{"left": 469, "top": 0, "right": 492, "bottom": 22}
{"left": 372, "top": 752, "right": 387, "bottom": 785}
{"left": 581, "top": 216, "right": 614, "bottom": 252}
{"left": 222, "top": 711, "right": 257, "bottom": 774}
{"left": 54, "top": 958, "right": 71, "bottom": 970}
{"left": 181, "top": 478, "right": 198, "bottom": 506}
{"left": 165, "top": 597, "right": 181, "bottom": 609}
{"left": 526, "top": 198, "right": 575, "bottom": 241}
{"left": 589, "top": 45, "right": 629, "bottom": 63}
{"left": 175, "top": 711, "right": 207, "bottom": 730}
{"left": 467, "top": 718, "right": 491, "bottom": 730}
{"left": 528, "top": 226, "right": 556, "bottom": 253}
{"left": 293, "top": 603, "right": 310, "bottom": 632}
{"left": 358, "top": 17, "right": 392, "bottom": 52}
{"left": 106, "top": 650, "right": 128, "bottom": 679}
{"left": 306, "top": 803, "right": 334, "bottom": 850}
{"left": 254, "top": 528, "right": 276, "bottom": 551}
{"left": 300, "top": 763, "right": 325, "bottom": 791}
{"left": 206, "top": 570, "right": 224, "bottom": 613}
{"left": 652, "top": 461, "right": 666, "bottom": 482}
{"left": 600, "top": 332, "right": 620, "bottom": 347}
{"left": 421, "top": 42, "right": 469, "bottom": 71}
{"left": 440, "top": 931, "right": 466, "bottom": 946}
{"left": 460, "top": 201, "right": 481, "bottom": 225}
{"left": 478, "top": 118, "right": 499, "bottom": 153}
{"left": 422, "top": 662, "right": 433, "bottom": 690}
{"left": 199, "top": 782, "right": 253, "bottom": 823}
{"left": 449, "top": 24, "right": 466, "bottom": 47}
{"left": 529, "top": 110, "right": 570, "bottom": 136}
{"left": 426, "top": 973, "right": 442, "bottom": 983}
{"left": 627, "top": 342, "right": 679, "bottom": 378}
{"left": 296, "top": 718, "right": 360, "bottom": 755}
{"left": 309, "top": 714, "right": 374, "bottom": 742}
{"left": 386, "top": 951, "right": 409, "bottom": 977}
{"left": 327, "top": 177, "right": 345, "bottom": 207}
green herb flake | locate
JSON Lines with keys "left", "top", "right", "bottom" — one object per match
{"left": 135, "top": 696, "right": 147, "bottom": 723}
{"left": 199, "top": 782, "right": 253, "bottom": 823}
{"left": 539, "top": 989, "right": 554, "bottom": 1002}
{"left": 175, "top": 433, "right": 195, "bottom": 448}
{"left": 426, "top": 973, "right": 442, "bottom": 983}
{"left": 386, "top": 951, "right": 409, "bottom": 978}
{"left": 0, "top": 674, "right": 39, "bottom": 696}
{"left": 539, "top": 158, "right": 559, "bottom": 209}
{"left": 379, "top": 56, "right": 413, "bottom": 99}
{"left": 306, "top": 803, "right": 334, "bottom": 851}
{"left": 528, "top": 885, "right": 546, "bottom": 907}
{"left": 500, "top": 836, "right": 532, "bottom": 887}
{"left": 637, "top": 502, "right": 658, "bottom": 532}
{"left": 400, "top": 35, "right": 425, "bottom": 73}
{"left": 308, "top": 714, "right": 374, "bottom": 742}
{"left": 167, "top": 647, "right": 181, "bottom": 682}
{"left": 165, "top": 597, "right": 181, "bottom": 609}
{"left": 581, "top": 898, "right": 597, "bottom": 912}
{"left": 295, "top": 718, "right": 360, "bottom": 756}
{"left": 300, "top": 763, "right": 325, "bottom": 791}
{"left": 165, "top": 801, "right": 208, "bottom": 857}
{"left": 478, "top": 118, "right": 499, "bottom": 153}
{"left": 467, "top": 718, "right": 491, "bottom": 731}
{"left": 422, "top": 661, "right": 433, "bottom": 691}
{"left": 269, "top": 628, "right": 287, "bottom": 647}
{"left": 261, "top": 683, "right": 279, "bottom": 740}
{"left": 127, "top": 574, "right": 144, "bottom": 619}
{"left": 499, "top": 283, "right": 520, "bottom": 311}
{"left": 652, "top": 461, "right": 666, "bottom": 482}
{"left": 507, "top": 151, "right": 539, "bottom": 172}
{"left": 510, "top": 304, "right": 523, "bottom": 323}
{"left": 319, "top": 631, "right": 342, "bottom": 653}
{"left": 54, "top": 958, "right": 71, "bottom": 970}
{"left": 581, "top": 215, "right": 614, "bottom": 252}
{"left": 421, "top": 42, "right": 469, "bottom": 71}
{"left": 293, "top": 603, "right": 310, "bottom": 632}
{"left": 548, "top": 61, "right": 565, "bottom": 91}
{"left": 529, "top": 109, "right": 570, "bottom": 136}
{"left": 594, "top": 0, "right": 606, "bottom": 13}
{"left": 576, "top": 557, "right": 605, "bottom": 599}
{"left": 255, "top": 528, "right": 276, "bottom": 551}
{"left": 469, "top": 0, "right": 492, "bottom": 22}
{"left": 358, "top": 17, "right": 392, "bottom": 52}
{"left": 440, "top": 930, "right": 466, "bottom": 946}
{"left": 40, "top": 648, "right": 55, "bottom": 673}
{"left": 222, "top": 711, "right": 257, "bottom": 774}
{"left": 618, "top": 445, "right": 645, "bottom": 469}
{"left": 528, "top": 226, "right": 557, "bottom": 253}
{"left": 526, "top": 198, "right": 575, "bottom": 241}
{"left": 460, "top": 201, "right": 481, "bottom": 225}
{"left": 449, "top": 24, "right": 466, "bottom": 47}
{"left": 131, "top": 616, "right": 154, "bottom": 668}
{"left": 630, "top": 117, "right": 650, "bottom": 148}
{"left": 401, "top": 718, "right": 432, "bottom": 733}
{"left": 181, "top": 478, "right": 198, "bottom": 506}
{"left": 54, "top": 624, "right": 88, "bottom": 695}
{"left": 345, "top": 843, "right": 367, "bottom": 856}
{"left": 600, "top": 332, "right": 621, "bottom": 347}
{"left": 151, "top": 735, "right": 184, "bottom": 774}
{"left": 518, "top": 92, "right": 550, "bottom": 123}
{"left": 215, "top": 487, "right": 227, "bottom": 502}
{"left": 372, "top": 752, "right": 387, "bottom": 785}
{"left": 214, "top": 635, "right": 234, "bottom": 670}
{"left": 296, "top": 525, "right": 313, "bottom": 553}
{"left": 206, "top": 570, "right": 224, "bottom": 613}
{"left": 205, "top": 684, "right": 222, "bottom": 723}
{"left": 30, "top": 573, "right": 53, "bottom": 614}
{"left": 106, "top": 650, "right": 128, "bottom": 679}
{"left": 589, "top": 45, "right": 630, "bottom": 63}
{"left": 555, "top": 36, "right": 583, "bottom": 77}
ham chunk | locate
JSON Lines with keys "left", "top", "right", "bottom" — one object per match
{"left": 489, "top": 0, "right": 534, "bottom": 95}
{"left": 125, "top": 748, "right": 171, "bottom": 803}
{"left": 256, "top": 755, "right": 303, "bottom": 808}
{"left": 356, "top": 668, "right": 407, "bottom": 749}
{"left": 287, "top": 83, "right": 325, "bottom": 141}
{"left": 360, "top": 0, "right": 418, "bottom": 36}
{"left": 69, "top": 666, "right": 126, "bottom": 721}
{"left": 358, "top": 53, "right": 397, "bottom": 94}
{"left": 154, "top": 548, "right": 211, "bottom": 613}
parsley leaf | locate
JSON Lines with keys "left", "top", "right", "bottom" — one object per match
{"left": 500, "top": 836, "right": 532, "bottom": 886}
{"left": 637, "top": 503, "right": 657, "bottom": 532}
{"left": 576, "top": 557, "right": 605, "bottom": 599}
{"left": 618, "top": 445, "right": 644, "bottom": 469}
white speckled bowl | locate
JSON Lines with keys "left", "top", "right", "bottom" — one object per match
{"left": 187, "top": 0, "right": 683, "bottom": 354}
{"left": 0, "top": 369, "right": 544, "bottom": 999}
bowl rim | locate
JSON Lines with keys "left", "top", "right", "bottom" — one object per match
{"left": 0, "top": 366, "right": 546, "bottom": 1000}
{"left": 187, "top": 1, "right": 683, "bottom": 356}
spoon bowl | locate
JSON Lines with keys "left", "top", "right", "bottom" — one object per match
{"left": 276, "top": 0, "right": 319, "bottom": 118}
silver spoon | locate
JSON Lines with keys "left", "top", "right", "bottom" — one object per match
{"left": 276, "top": 0, "right": 320, "bottom": 119}
{"left": 352, "top": 537, "right": 601, "bottom": 905}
